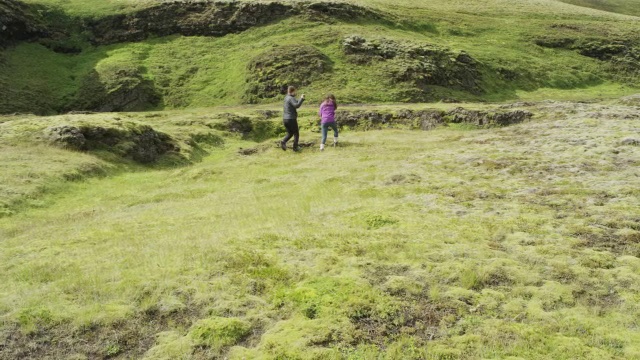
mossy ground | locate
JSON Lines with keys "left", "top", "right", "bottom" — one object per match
{"left": 1, "top": 100, "right": 640, "bottom": 359}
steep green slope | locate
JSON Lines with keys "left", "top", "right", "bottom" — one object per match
{"left": 1, "top": 0, "right": 638, "bottom": 114}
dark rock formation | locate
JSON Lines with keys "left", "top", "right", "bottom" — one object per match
{"left": 85, "top": 2, "right": 293, "bottom": 45}
{"left": 342, "top": 35, "right": 483, "bottom": 95}
{"left": 446, "top": 107, "right": 533, "bottom": 126}
{"left": 85, "top": 1, "right": 385, "bottom": 45}
{"left": 45, "top": 122, "right": 178, "bottom": 163}
{"left": 245, "top": 45, "right": 331, "bottom": 101}
{"left": 45, "top": 125, "right": 87, "bottom": 150}
{"left": 70, "top": 68, "right": 161, "bottom": 113}
{"left": 333, "top": 108, "right": 532, "bottom": 130}
{"left": 535, "top": 36, "right": 640, "bottom": 74}
{"left": 0, "top": 0, "right": 47, "bottom": 47}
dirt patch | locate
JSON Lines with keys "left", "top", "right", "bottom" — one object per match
{"left": 0, "top": 306, "right": 200, "bottom": 360}
{"left": 349, "top": 298, "right": 456, "bottom": 346}
{"left": 245, "top": 45, "right": 331, "bottom": 101}
{"left": 572, "top": 222, "right": 640, "bottom": 256}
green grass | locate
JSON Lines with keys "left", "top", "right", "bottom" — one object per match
{"left": 1, "top": 101, "right": 640, "bottom": 358}
{"left": 558, "top": 0, "right": 640, "bottom": 17}
{"left": 2, "top": 0, "right": 639, "bottom": 114}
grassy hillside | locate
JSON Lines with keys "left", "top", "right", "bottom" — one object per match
{"left": 2, "top": 0, "right": 640, "bottom": 358}
{"left": 1, "top": 0, "right": 639, "bottom": 115}
{"left": 558, "top": 0, "right": 640, "bottom": 17}
{"left": 1, "top": 100, "right": 640, "bottom": 359}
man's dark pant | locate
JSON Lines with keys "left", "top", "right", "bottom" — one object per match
{"left": 282, "top": 118, "right": 299, "bottom": 149}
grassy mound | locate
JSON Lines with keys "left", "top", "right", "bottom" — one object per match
{"left": 246, "top": 45, "right": 332, "bottom": 102}
{"left": 342, "top": 35, "right": 482, "bottom": 101}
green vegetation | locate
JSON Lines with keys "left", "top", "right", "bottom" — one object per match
{"left": 1, "top": 100, "right": 640, "bottom": 358}
{"left": 558, "top": 0, "right": 640, "bottom": 17}
{"left": 2, "top": 0, "right": 640, "bottom": 358}
{"left": 1, "top": 0, "right": 639, "bottom": 114}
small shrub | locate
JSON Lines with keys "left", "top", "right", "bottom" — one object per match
{"left": 364, "top": 214, "right": 399, "bottom": 229}
{"left": 189, "top": 317, "right": 252, "bottom": 351}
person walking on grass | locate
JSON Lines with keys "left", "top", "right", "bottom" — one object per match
{"left": 319, "top": 94, "right": 339, "bottom": 151}
{"left": 281, "top": 86, "right": 305, "bottom": 151}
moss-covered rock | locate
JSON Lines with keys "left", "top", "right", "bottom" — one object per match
{"left": 245, "top": 45, "right": 331, "bottom": 101}
{"left": 85, "top": 1, "right": 385, "bottom": 45}
{"left": 0, "top": 0, "right": 47, "bottom": 47}
{"left": 342, "top": 35, "right": 483, "bottom": 99}
{"left": 535, "top": 36, "right": 640, "bottom": 77}
{"left": 70, "top": 66, "right": 161, "bottom": 113}
{"left": 45, "top": 122, "right": 179, "bottom": 163}
{"left": 332, "top": 107, "right": 532, "bottom": 130}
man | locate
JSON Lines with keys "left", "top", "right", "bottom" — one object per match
{"left": 281, "top": 86, "right": 305, "bottom": 151}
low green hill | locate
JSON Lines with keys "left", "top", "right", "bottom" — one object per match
{"left": 558, "top": 0, "right": 640, "bottom": 17}
{"left": 1, "top": 0, "right": 638, "bottom": 115}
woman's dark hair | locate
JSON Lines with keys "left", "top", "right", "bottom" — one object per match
{"left": 288, "top": 86, "right": 297, "bottom": 94}
{"left": 324, "top": 93, "right": 338, "bottom": 109}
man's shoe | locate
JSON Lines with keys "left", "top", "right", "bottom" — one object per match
{"left": 320, "top": 144, "right": 325, "bottom": 151}
{"left": 280, "top": 141, "right": 287, "bottom": 151}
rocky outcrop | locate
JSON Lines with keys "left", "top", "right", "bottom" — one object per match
{"left": 245, "top": 45, "right": 331, "bottom": 101}
{"left": 535, "top": 36, "right": 640, "bottom": 74}
{"left": 333, "top": 108, "right": 533, "bottom": 130}
{"left": 0, "top": 0, "right": 47, "bottom": 47}
{"left": 70, "top": 68, "right": 161, "bottom": 113}
{"left": 45, "top": 122, "right": 179, "bottom": 163}
{"left": 85, "top": 1, "right": 386, "bottom": 45}
{"left": 446, "top": 108, "right": 533, "bottom": 126}
{"left": 342, "top": 36, "right": 483, "bottom": 97}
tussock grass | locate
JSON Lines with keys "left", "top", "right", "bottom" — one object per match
{"left": 1, "top": 101, "right": 640, "bottom": 358}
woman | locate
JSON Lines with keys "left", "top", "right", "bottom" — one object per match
{"left": 319, "top": 94, "right": 338, "bottom": 151}
{"left": 281, "top": 86, "right": 305, "bottom": 151}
